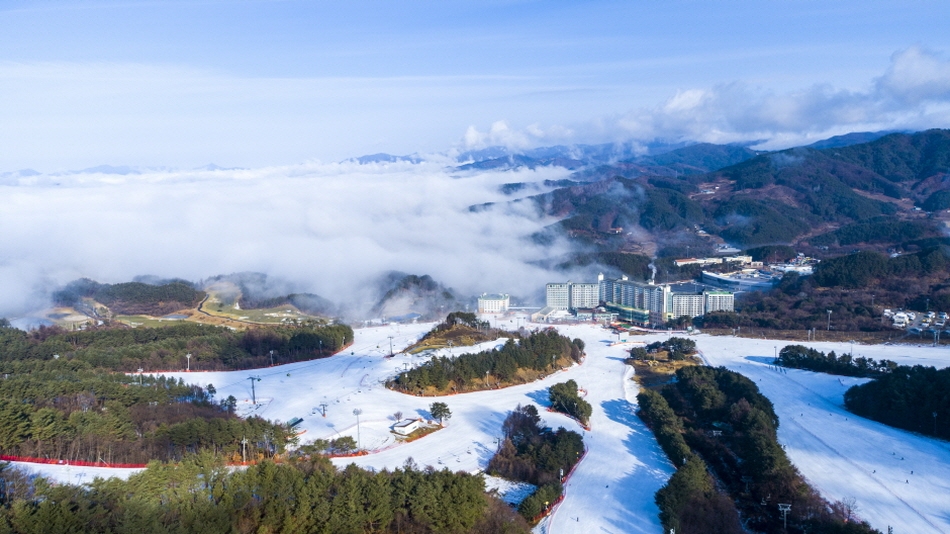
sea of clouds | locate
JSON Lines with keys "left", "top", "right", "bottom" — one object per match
{"left": 0, "top": 161, "right": 579, "bottom": 321}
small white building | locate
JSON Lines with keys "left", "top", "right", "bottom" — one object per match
{"left": 392, "top": 419, "right": 422, "bottom": 436}
{"left": 478, "top": 293, "right": 510, "bottom": 314}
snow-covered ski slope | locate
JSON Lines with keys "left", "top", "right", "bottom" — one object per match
{"left": 696, "top": 335, "right": 950, "bottom": 534}
{"left": 12, "top": 323, "right": 950, "bottom": 533}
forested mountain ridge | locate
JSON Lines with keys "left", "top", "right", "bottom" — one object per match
{"left": 54, "top": 279, "right": 205, "bottom": 317}
{"left": 526, "top": 129, "right": 950, "bottom": 254}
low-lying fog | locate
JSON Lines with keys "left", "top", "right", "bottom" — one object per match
{"left": 0, "top": 161, "right": 580, "bottom": 321}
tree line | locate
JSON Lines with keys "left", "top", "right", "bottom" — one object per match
{"left": 389, "top": 329, "right": 584, "bottom": 395}
{"left": 0, "top": 356, "right": 289, "bottom": 465}
{"left": 0, "top": 321, "right": 353, "bottom": 372}
{"left": 776, "top": 345, "right": 897, "bottom": 377}
{"left": 486, "top": 405, "right": 584, "bottom": 522}
{"left": 0, "top": 321, "right": 358, "bottom": 465}
{"left": 0, "top": 454, "right": 529, "bottom": 534}
{"left": 637, "top": 366, "right": 878, "bottom": 534}
{"left": 845, "top": 365, "right": 950, "bottom": 440}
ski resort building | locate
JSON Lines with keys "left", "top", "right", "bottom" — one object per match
{"left": 477, "top": 293, "right": 509, "bottom": 314}
{"left": 392, "top": 419, "right": 422, "bottom": 436}
{"left": 546, "top": 274, "right": 735, "bottom": 326}
{"left": 545, "top": 281, "right": 599, "bottom": 311}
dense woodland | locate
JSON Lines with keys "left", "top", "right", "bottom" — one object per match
{"left": 53, "top": 279, "right": 206, "bottom": 317}
{"left": 486, "top": 405, "right": 584, "bottom": 522}
{"left": 0, "top": 320, "right": 356, "bottom": 465}
{"left": 1, "top": 321, "right": 353, "bottom": 373}
{"left": 0, "top": 455, "right": 529, "bottom": 534}
{"left": 637, "top": 366, "right": 878, "bottom": 534}
{"left": 0, "top": 358, "right": 289, "bottom": 464}
{"left": 389, "top": 329, "right": 584, "bottom": 394}
{"left": 547, "top": 380, "right": 592, "bottom": 426}
{"left": 844, "top": 365, "right": 950, "bottom": 441}
{"left": 776, "top": 345, "right": 897, "bottom": 377}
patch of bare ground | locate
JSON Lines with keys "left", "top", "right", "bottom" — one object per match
{"left": 405, "top": 324, "right": 505, "bottom": 354}
{"left": 627, "top": 351, "right": 701, "bottom": 388}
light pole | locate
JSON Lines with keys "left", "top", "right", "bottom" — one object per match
{"left": 269, "top": 350, "right": 274, "bottom": 366}
{"left": 827, "top": 310, "right": 832, "bottom": 331}
{"left": 186, "top": 353, "right": 191, "bottom": 372}
{"left": 353, "top": 408, "right": 363, "bottom": 450}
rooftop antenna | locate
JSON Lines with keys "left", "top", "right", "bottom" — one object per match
{"left": 247, "top": 376, "right": 261, "bottom": 404}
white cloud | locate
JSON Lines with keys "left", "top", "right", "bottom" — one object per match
{"left": 462, "top": 46, "right": 950, "bottom": 151}
{"left": 0, "top": 162, "right": 578, "bottom": 319}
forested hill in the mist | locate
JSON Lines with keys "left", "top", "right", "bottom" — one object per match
{"left": 527, "top": 129, "right": 950, "bottom": 256}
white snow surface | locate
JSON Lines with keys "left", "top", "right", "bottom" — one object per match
{"left": 695, "top": 335, "right": 950, "bottom": 534}
{"left": 10, "top": 323, "right": 950, "bottom": 533}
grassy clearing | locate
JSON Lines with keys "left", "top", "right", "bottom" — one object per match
{"left": 114, "top": 314, "right": 185, "bottom": 328}
{"left": 628, "top": 351, "right": 701, "bottom": 389}
{"left": 404, "top": 325, "right": 503, "bottom": 354}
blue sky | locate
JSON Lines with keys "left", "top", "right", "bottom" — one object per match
{"left": 2, "top": 0, "right": 950, "bottom": 170}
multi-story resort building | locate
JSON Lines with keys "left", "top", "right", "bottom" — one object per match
{"left": 544, "top": 275, "right": 735, "bottom": 327}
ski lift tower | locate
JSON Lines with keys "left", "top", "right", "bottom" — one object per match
{"left": 247, "top": 376, "right": 261, "bottom": 404}
{"left": 353, "top": 408, "right": 363, "bottom": 450}
{"left": 778, "top": 503, "right": 791, "bottom": 530}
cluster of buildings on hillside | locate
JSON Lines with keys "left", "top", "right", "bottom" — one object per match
{"left": 534, "top": 275, "right": 734, "bottom": 327}
{"left": 472, "top": 252, "right": 819, "bottom": 328}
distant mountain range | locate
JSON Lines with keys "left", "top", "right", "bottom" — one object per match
{"left": 519, "top": 129, "right": 950, "bottom": 260}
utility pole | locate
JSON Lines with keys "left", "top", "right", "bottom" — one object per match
{"left": 247, "top": 376, "right": 261, "bottom": 404}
